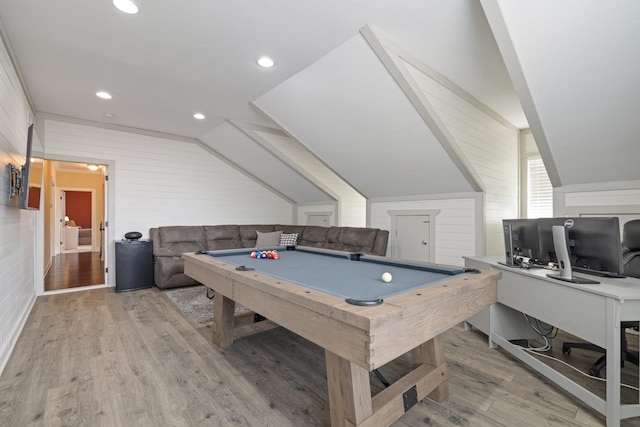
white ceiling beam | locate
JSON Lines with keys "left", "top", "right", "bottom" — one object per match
{"left": 360, "top": 25, "right": 484, "bottom": 193}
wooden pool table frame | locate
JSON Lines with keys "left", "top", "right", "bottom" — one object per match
{"left": 183, "top": 249, "right": 500, "bottom": 426}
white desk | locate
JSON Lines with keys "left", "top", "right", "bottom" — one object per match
{"left": 464, "top": 256, "right": 640, "bottom": 427}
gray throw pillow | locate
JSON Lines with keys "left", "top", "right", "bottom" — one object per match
{"left": 255, "top": 230, "right": 282, "bottom": 247}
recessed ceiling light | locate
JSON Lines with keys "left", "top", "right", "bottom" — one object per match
{"left": 87, "top": 164, "right": 100, "bottom": 171}
{"left": 104, "top": 113, "right": 116, "bottom": 119}
{"left": 193, "top": 113, "right": 205, "bottom": 120}
{"left": 257, "top": 56, "right": 275, "bottom": 68}
{"left": 113, "top": 0, "right": 139, "bottom": 14}
{"left": 96, "top": 91, "right": 112, "bottom": 99}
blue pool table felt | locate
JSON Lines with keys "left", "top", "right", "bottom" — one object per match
{"left": 206, "top": 247, "right": 466, "bottom": 301}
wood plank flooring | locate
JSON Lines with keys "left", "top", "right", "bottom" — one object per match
{"left": 44, "top": 251, "right": 104, "bottom": 291}
{"left": 1, "top": 287, "right": 638, "bottom": 426}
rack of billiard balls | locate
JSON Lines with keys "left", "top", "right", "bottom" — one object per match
{"left": 250, "top": 250, "right": 279, "bottom": 260}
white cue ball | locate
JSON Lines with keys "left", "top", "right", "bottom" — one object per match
{"left": 381, "top": 272, "right": 392, "bottom": 283}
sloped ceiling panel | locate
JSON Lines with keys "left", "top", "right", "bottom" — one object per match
{"left": 483, "top": 0, "right": 640, "bottom": 187}
{"left": 252, "top": 129, "right": 363, "bottom": 200}
{"left": 253, "top": 34, "right": 475, "bottom": 199}
{"left": 198, "top": 122, "right": 334, "bottom": 204}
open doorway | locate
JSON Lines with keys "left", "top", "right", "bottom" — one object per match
{"left": 44, "top": 160, "right": 107, "bottom": 291}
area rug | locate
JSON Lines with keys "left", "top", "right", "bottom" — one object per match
{"left": 164, "top": 285, "right": 249, "bottom": 324}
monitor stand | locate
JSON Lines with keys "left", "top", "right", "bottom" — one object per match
{"left": 547, "top": 225, "right": 600, "bottom": 285}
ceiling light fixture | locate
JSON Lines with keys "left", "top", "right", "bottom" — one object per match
{"left": 87, "top": 164, "right": 99, "bottom": 171}
{"left": 104, "top": 113, "right": 116, "bottom": 119}
{"left": 193, "top": 113, "right": 205, "bottom": 120}
{"left": 257, "top": 56, "right": 275, "bottom": 68}
{"left": 113, "top": 0, "right": 139, "bottom": 14}
{"left": 96, "top": 91, "right": 112, "bottom": 99}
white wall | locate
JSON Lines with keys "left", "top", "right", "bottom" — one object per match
{"left": 369, "top": 194, "right": 482, "bottom": 267}
{"left": 404, "top": 61, "right": 519, "bottom": 256}
{"left": 0, "top": 37, "right": 37, "bottom": 374}
{"left": 555, "top": 181, "right": 640, "bottom": 229}
{"left": 43, "top": 119, "right": 295, "bottom": 287}
{"left": 44, "top": 119, "right": 294, "bottom": 236}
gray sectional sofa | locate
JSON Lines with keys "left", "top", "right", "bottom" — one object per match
{"left": 149, "top": 224, "right": 389, "bottom": 289}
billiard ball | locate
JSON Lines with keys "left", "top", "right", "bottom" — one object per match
{"left": 381, "top": 272, "right": 392, "bottom": 283}
{"left": 250, "top": 251, "right": 257, "bottom": 258}
{"left": 273, "top": 253, "right": 279, "bottom": 260}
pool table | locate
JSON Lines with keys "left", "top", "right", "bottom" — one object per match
{"left": 183, "top": 246, "right": 500, "bottom": 426}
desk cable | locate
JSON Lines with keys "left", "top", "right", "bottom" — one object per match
{"left": 516, "top": 345, "right": 640, "bottom": 392}
{"left": 517, "top": 313, "right": 639, "bottom": 392}
{"left": 522, "top": 313, "right": 557, "bottom": 352}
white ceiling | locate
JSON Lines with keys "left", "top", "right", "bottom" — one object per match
{"left": 1, "top": 1, "right": 636, "bottom": 201}
{"left": 0, "top": 1, "right": 524, "bottom": 136}
{"left": 482, "top": 0, "right": 640, "bottom": 187}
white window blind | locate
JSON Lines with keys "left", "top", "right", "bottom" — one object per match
{"left": 527, "top": 157, "right": 553, "bottom": 218}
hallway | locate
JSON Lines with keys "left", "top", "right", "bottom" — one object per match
{"left": 44, "top": 251, "right": 104, "bottom": 291}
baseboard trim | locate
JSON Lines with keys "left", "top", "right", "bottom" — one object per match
{"left": 0, "top": 293, "right": 37, "bottom": 376}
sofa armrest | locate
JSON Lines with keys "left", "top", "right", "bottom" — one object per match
{"left": 372, "top": 230, "right": 389, "bottom": 256}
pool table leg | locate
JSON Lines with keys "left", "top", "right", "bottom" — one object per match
{"left": 409, "top": 335, "right": 448, "bottom": 402}
{"left": 212, "top": 293, "right": 236, "bottom": 347}
{"left": 325, "top": 350, "right": 373, "bottom": 427}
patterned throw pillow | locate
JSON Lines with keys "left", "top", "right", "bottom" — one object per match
{"left": 279, "top": 233, "right": 298, "bottom": 246}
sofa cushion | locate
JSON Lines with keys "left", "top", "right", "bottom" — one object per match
{"left": 204, "top": 225, "right": 242, "bottom": 250}
{"left": 255, "top": 230, "right": 282, "bottom": 247}
{"left": 327, "top": 227, "right": 379, "bottom": 253}
{"left": 298, "top": 226, "right": 329, "bottom": 247}
{"left": 158, "top": 226, "right": 206, "bottom": 255}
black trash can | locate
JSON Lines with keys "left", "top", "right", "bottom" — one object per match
{"left": 115, "top": 239, "right": 154, "bottom": 292}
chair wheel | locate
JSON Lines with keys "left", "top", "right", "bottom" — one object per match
{"left": 589, "top": 367, "right": 600, "bottom": 378}
{"left": 562, "top": 346, "right": 571, "bottom": 355}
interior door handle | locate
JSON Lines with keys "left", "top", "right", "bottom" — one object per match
{"left": 422, "top": 241, "right": 428, "bottom": 245}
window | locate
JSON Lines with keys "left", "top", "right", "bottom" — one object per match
{"left": 526, "top": 157, "right": 553, "bottom": 218}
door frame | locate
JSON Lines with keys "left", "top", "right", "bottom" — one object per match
{"left": 37, "top": 154, "right": 116, "bottom": 294}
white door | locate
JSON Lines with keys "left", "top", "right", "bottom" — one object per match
{"left": 308, "top": 214, "right": 330, "bottom": 226}
{"left": 395, "top": 215, "right": 430, "bottom": 262}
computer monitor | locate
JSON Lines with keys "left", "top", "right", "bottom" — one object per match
{"left": 538, "top": 217, "right": 624, "bottom": 279}
{"left": 500, "top": 219, "right": 540, "bottom": 267}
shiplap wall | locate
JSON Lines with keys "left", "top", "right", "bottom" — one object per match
{"left": 369, "top": 195, "right": 481, "bottom": 266}
{"left": 43, "top": 119, "right": 294, "bottom": 288}
{"left": 44, "top": 120, "right": 294, "bottom": 237}
{"left": 556, "top": 181, "right": 640, "bottom": 224}
{"left": 0, "top": 37, "right": 37, "bottom": 374}
{"left": 404, "top": 61, "right": 519, "bottom": 256}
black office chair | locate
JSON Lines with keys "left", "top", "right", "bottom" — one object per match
{"left": 561, "top": 220, "right": 640, "bottom": 377}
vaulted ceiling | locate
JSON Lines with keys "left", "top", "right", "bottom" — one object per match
{"left": 1, "top": 1, "right": 637, "bottom": 203}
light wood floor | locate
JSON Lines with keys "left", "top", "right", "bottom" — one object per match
{"left": 1, "top": 287, "right": 638, "bottom": 426}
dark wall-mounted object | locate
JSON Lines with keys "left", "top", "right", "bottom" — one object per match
{"left": 8, "top": 123, "right": 42, "bottom": 210}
